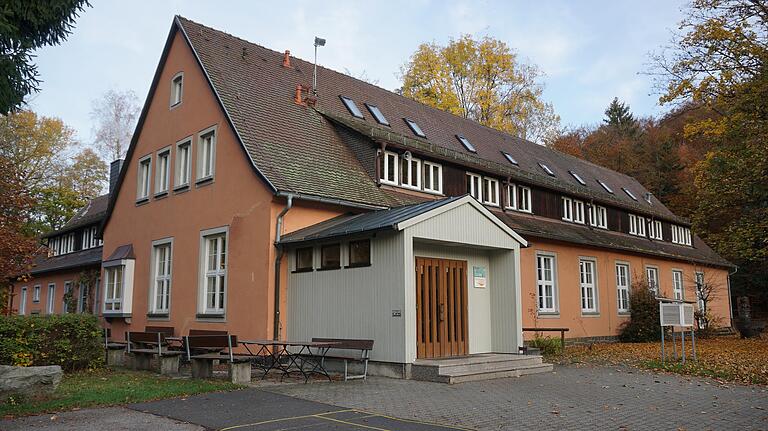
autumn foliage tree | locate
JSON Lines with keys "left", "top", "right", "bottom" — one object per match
{"left": 399, "top": 35, "right": 560, "bottom": 144}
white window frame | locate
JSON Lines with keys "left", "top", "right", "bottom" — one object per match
{"left": 170, "top": 72, "right": 183, "bottom": 107}
{"left": 482, "top": 177, "right": 499, "bottom": 206}
{"left": 199, "top": 226, "right": 229, "bottom": 315}
{"left": 466, "top": 172, "right": 482, "bottom": 201}
{"left": 672, "top": 270, "right": 684, "bottom": 300}
{"left": 82, "top": 228, "right": 93, "bottom": 250}
{"left": 422, "top": 161, "right": 442, "bottom": 194}
{"left": 573, "top": 199, "right": 585, "bottom": 224}
{"left": 695, "top": 271, "right": 705, "bottom": 311}
{"left": 649, "top": 220, "right": 663, "bottom": 240}
{"left": 104, "top": 265, "right": 124, "bottom": 312}
{"left": 47, "top": 283, "right": 55, "bottom": 314}
{"left": 62, "top": 281, "right": 72, "bottom": 314}
{"left": 536, "top": 253, "right": 558, "bottom": 314}
{"left": 615, "top": 262, "right": 630, "bottom": 313}
{"left": 636, "top": 215, "right": 646, "bottom": 236}
{"left": 33, "top": 285, "right": 40, "bottom": 302}
{"left": 77, "top": 280, "right": 89, "bottom": 313}
{"left": 196, "top": 126, "right": 217, "bottom": 182}
{"left": 589, "top": 204, "right": 608, "bottom": 229}
{"left": 646, "top": 266, "right": 659, "bottom": 295}
{"left": 400, "top": 154, "right": 422, "bottom": 190}
{"left": 579, "top": 258, "right": 598, "bottom": 313}
{"left": 149, "top": 239, "right": 173, "bottom": 315}
{"left": 155, "top": 147, "right": 171, "bottom": 195}
{"left": 137, "top": 155, "right": 152, "bottom": 202}
{"left": 175, "top": 138, "right": 192, "bottom": 190}
{"left": 518, "top": 186, "right": 532, "bottom": 213}
{"left": 505, "top": 183, "right": 517, "bottom": 210}
{"left": 381, "top": 151, "right": 399, "bottom": 185}
{"left": 19, "top": 287, "right": 27, "bottom": 315}
{"left": 562, "top": 196, "right": 573, "bottom": 221}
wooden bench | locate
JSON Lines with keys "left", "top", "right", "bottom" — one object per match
{"left": 185, "top": 335, "right": 252, "bottom": 384}
{"left": 522, "top": 327, "right": 570, "bottom": 352}
{"left": 103, "top": 328, "right": 127, "bottom": 366}
{"left": 127, "top": 331, "right": 182, "bottom": 375}
{"left": 312, "top": 338, "right": 374, "bottom": 381}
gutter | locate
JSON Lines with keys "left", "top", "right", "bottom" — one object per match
{"left": 276, "top": 191, "right": 387, "bottom": 211}
{"left": 272, "top": 194, "right": 293, "bottom": 340}
{"left": 728, "top": 265, "right": 738, "bottom": 327}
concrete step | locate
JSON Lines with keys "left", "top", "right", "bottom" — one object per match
{"left": 411, "top": 354, "right": 552, "bottom": 384}
{"left": 445, "top": 363, "right": 554, "bottom": 384}
{"left": 434, "top": 357, "right": 544, "bottom": 375}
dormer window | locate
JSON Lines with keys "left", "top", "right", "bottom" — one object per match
{"left": 400, "top": 153, "right": 421, "bottom": 189}
{"left": 539, "top": 163, "right": 555, "bottom": 177}
{"left": 365, "top": 104, "right": 389, "bottom": 126}
{"left": 456, "top": 135, "right": 476, "bottom": 153}
{"left": 466, "top": 173, "right": 482, "bottom": 200}
{"left": 170, "top": 72, "right": 183, "bottom": 107}
{"left": 629, "top": 214, "right": 647, "bottom": 237}
{"left": 569, "top": 170, "right": 586, "bottom": 185}
{"left": 562, "top": 197, "right": 585, "bottom": 224}
{"left": 482, "top": 177, "right": 500, "bottom": 206}
{"left": 622, "top": 187, "right": 637, "bottom": 201}
{"left": 597, "top": 179, "right": 614, "bottom": 194}
{"left": 404, "top": 118, "right": 426, "bottom": 138}
{"left": 381, "top": 151, "right": 398, "bottom": 185}
{"left": 340, "top": 96, "right": 364, "bottom": 118}
{"left": 502, "top": 151, "right": 518, "bottom": 165}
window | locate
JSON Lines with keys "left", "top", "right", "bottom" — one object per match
{"left": 569, "top": 170, "right": 586, "bottom": 185}
{"left": 456, "top": 135, "right": 476, "bottom": 152}
{"left": 616, "top": 263, "right": 630, "bottom": 313}
{"left": 104, "top": 266, "right": 124, "bottom": 312}
{"left": 19, "top": 287, "right": 27, "bottom": 315}
{"left": 400, "top": 154, "right": 421, "bottom": 189}
{"left": 365, "top": 104, "right": 389, "bottom": 126}
{"left": 538, "top": 162, "right": 555, "bottom": 176}
{"left": 381, "top": 151, "right": 398, "bottom": 185}
{"left": 649, "top": 220, "right": 663, "bottom": 240}
{"left": 597, "top": 179, "right": 614, "bottom": 194}
{"left": 81, "top": 227, "right": 100, "bottom": 250}
{"left": 646, "top": 266, "right": 659, "bottom": 294}
{"left": 505, "top": 184, "right": 517, "bottom": 210}
{"left": 404, "top": 118, "right": 426, "bottom": 138}
{"left": 629, "top": 214, "right": 646, "bottom": 236}
{"left": 348, "top": 239, "right": 371, "bottom": 267}
{"left": 33, "top": 285, "right": 40, "bottom": 303}
{"left": 63, "top": 281, "right": 72, "bottom": 314}
{"left": 579, "top": 259, "right": 597, "bottom": 313}
{"left": 466, "top": 173, "right": 482, "bottom": 200}
{"left": 151, "top": 242, "right": 172, "bottom": 314}
{"left": 519, "top": 186, "right": 532, "bottom": 213}
{"left": 695, "top": 271, "right": 705, "bottom": 312}
{"left": 622, "top": 187, "right": 637, "bottom": 201}
{"left": 170, "top": 73, "right": 183, "bottom": 106}
{"left": 137, "top": 156, "right": 151, "bottom": 201}
{"left": 482, "top": 177, "right": 499, "bottom": 206}
{"left": 175, "top": 139, "right": 191, "bottom": 189}
{"left": 673, "top": 270, "right": 684, "bottom": 300}
{"left": 320, "top": 244, "right": 341, "bottom": 270}
{"left": 47, "top": 283, "right": 55, "bottom": 314}
{"left": 155, "top": 148, "right": 170, "bottom": 195}
{"left": 201, "top": 231, "right": 227, "bottom": 314}
{"left": 340, "top": 96, "right": 364, "bottom": 118}
{"left": 423, "top": 161, "right": 442, "bottom": 194}
{"left": 295, "top": 247, "right": 313, "bottom": 271}
{"left": 562, "top": 197, "right": 573, "bottom": 221}
{"left": 672, "top": 225, "right": 692, "bottom": 246}
{"left": 536, "top": 254, "right": 557, "bottom": 313}
{"left": 573, "top": 200, "right": 585, "bottom": 224}
{"left": 77, "top": 281, "right": 89, "bottom": 313}
{"left": 589, "top": 204, "right": 607, "bottom": 229}
{"left": 502, "top": 151, "right": 518, "bottom": 165}
{"left": 197, "top": 129, "right": 216, "bottom": 181}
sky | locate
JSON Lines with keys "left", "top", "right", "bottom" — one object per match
{"left": 28, "top": 0, "right": 686, "bottom": 146}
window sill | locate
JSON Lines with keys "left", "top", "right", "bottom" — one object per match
{"left": 537, "top": 312, "right": 560, "bottom": 318}
{"left": 292, "top": 268, "right": 314, "bottom": 274}
{"left": 147, "top": 313, "right": 169, "bottom": 319}
{"left": 317, "top": 266, "right": 341, "bottom": 272}
{"left": 344, "top": 263, "right": 371, "bottom": 269}
{"left": 154, "top": 191, "right": 169, "bottom": 199}
{"left": 618, "top": 312, "right": 631, "bottom": 317}
{"left": 196, "top": 313, "right": 225, "bottom": 320}
{"left": 135, "top": 197, "right": 150, "bottom": 206}
{"left": 195, "top": 176, "right": 214, "bottom": 187}
{"left": 581, "top": 312, "right": 601, "bottom": 317}
{"left": 173, "top": 184, "right": 190, "bottom": 194}
{"left": 103, "top": 312, "right": 131, "bottom": 319}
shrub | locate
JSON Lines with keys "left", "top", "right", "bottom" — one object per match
{"left": 528, "top": 335, "right": 562, "bottom": 356}
{"left": 618, "top": 282, "right": 661, "bottom": 342}
{"left": 0, "top": 314, "right": 104, "bottom": 371}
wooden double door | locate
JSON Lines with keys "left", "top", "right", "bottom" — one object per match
{"left": 415, "top": 257, "right": 469, "bottom": 358}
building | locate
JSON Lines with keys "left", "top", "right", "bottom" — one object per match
{"left": 97, "top": 16, "right": 731, "bottom": 370}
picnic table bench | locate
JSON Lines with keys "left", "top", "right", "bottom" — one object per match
{"left": 127, "top": 331, "right": 182, "bottom": 375}
{"left": 312, "top": 338, "right": 374, "bottom": 381}
{"left": 522, "top": 327, "right": 570, "bottom": 351}
{"left": 185, "top": 335, "right": 252, "bottom": 384}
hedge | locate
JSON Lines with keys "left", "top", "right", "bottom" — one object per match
{"left": 0, "top": 314, "right": 104, "bottom": 371}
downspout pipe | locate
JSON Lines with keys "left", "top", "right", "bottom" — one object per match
{"left": 273, "top": 194, "right": 293, "bottom": 340}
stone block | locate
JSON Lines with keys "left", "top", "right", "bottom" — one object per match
{"left": 0, "top": 365, "right": 62, "bottom": 398}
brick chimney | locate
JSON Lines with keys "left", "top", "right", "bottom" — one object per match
{"left": 283, "top": 50, "right": 291, "bottom": 68}
{"left": 109, "top": 159, "right": 124, "bottom": 196}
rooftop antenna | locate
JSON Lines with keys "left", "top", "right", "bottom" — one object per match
{"left": 313, "top": 36, "right": 326, "bottom": 95}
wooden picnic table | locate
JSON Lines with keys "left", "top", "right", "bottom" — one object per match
{"left": 240, "top": 339, "right": 340, "bottom": 382}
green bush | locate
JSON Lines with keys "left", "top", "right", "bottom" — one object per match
{"left": 0, "top": 314, "right": 104, "bottom": 371}
{"left": 618, "top": 282, "right": 662, "bottom": 342}
{"left": 528, "top": 335, "right": 562, "bottom": 356}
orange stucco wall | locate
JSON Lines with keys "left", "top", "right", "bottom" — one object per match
{"left": 520, "top": 238, "right": 732, "bottom": 339}
{"left": 11, "top": 267, "right": 97, "bottom": 316}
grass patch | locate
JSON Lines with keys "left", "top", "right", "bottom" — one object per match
{"left": 1, "top": 368, "right": 241, "bottom": 418}
{"left": 557, "top": 335, "right": 768, "bottom": 385}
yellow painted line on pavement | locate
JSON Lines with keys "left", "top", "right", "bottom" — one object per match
{"left": 345, "top": 409, "right": 477, "bottom": 431}
{"left": 217, "top": 409, "right": 355, "bottom": 431}
{"left": 314, "top": 414, "right": 392, "bottom": 430}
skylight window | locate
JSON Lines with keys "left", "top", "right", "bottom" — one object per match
{"left": 404, "top": 118, "right": 426, "bottom": 138}
{"left": 339, "top": 95, "right": 364, "bottom": 118}
{"left": 456, "top": 135, "right": 476, "bottom": 152}
{"left": 622, "top": 187, "right": 638, "bottom": 200}
{"left": 502, "top": 151, "right": 518, "bottom": 165}
{"left": 597, "top": 179, "right": 614, "bottom": 194}
{"left": 365, "top": 103, "right": 389, "bottom": 126}
{"left": 569, "top": 170, "right": 586, "bottom": 185}
{"left": 538, "top": 162, "right": 555, "bottom": 177}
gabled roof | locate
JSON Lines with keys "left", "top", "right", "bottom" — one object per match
{"left": 43, "top": 194, "right": 109, "bottom": 239}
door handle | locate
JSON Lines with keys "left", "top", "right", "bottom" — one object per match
{"left": 439, "top": 304, "right": 445, "bottom": 322}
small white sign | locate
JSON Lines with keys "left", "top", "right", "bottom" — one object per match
{"left": 659, "top": 302, "right": 695, "bottom": 327}
{"left": 473, "top": 266, "right": 487, "bottom": 289}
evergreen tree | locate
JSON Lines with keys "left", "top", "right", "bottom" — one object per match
{"left": 603, "top": 97, "right": 639, "bottom": 136}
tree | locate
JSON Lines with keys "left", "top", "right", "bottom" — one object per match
{"left": 0, "top": 0, "right": 91, "bottom": 114}
{"left": 603, "top": 97, "right": 639, "bottom": 137}
{"left": 90, "top": 89, "right": 140, "bottom": 161}
{"left": 400, "top": 35, "right": 560, "bottom": 144}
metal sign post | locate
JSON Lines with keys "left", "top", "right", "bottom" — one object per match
{"left": 659, "top": 299, "right": 696, "bottom": 364}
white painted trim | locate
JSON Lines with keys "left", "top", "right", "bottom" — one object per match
{"left": 197, "top": 225, "right": 229, "bottom": 315}
{"left": 196, "top": 124, "right": 218, "bottom": 183}
{"left": 149, "top": 237, "right": 174, "bottom": 315}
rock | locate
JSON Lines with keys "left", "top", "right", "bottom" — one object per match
{"left": 0, "top": 365, "right": 62, "bottom": 398}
